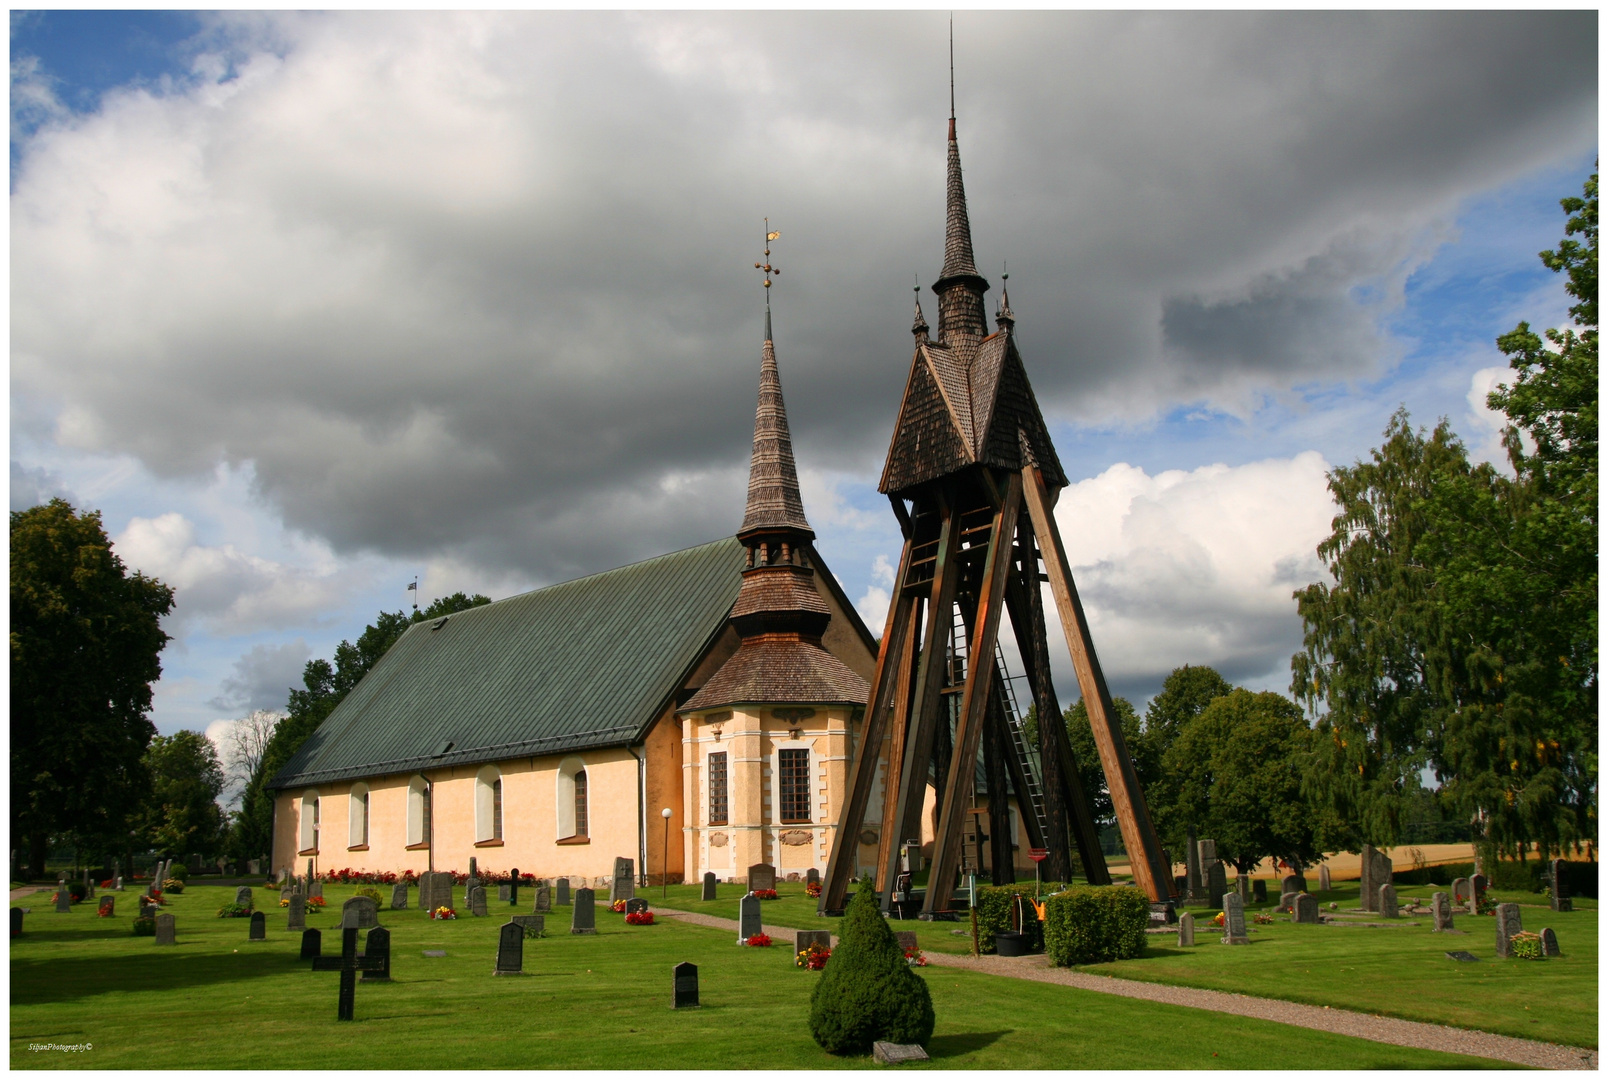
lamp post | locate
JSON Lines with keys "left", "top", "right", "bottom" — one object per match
{"left": 661, "top": 807, "right": 673, "bottom": 900}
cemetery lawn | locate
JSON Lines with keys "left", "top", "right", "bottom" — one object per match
{"left": 10, "top": 886, "right": 1512, "bottom": 1070}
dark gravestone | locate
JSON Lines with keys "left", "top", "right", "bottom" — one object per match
{"left": 1540, "top": 927, "right": 1560, "bottom": 957}
{"left": 98, "top": 896, "right": 115, "bottom": 917}
{"left": 361, "top": 927, "right": 391, "bottom": 981}
{"left": 1379, "top": 884, "right": 1399, "bottom": 919}
{"left": 508, "top": 869, "right": 519, "bottom": 907}
{"left": 806, "top": 867, "right": 820, "bottom": 887}
{"left": 1251, "top": 879, "right": 1267, "bottom": 904}
{"left": 468, "top": 856, "right": 478, "bottom": 879}
{"left": 738, "top": 893, "right": 763, "bottom": 942}
{"left": 498, "top": 884, "right": 511, "bottom": 903}
{"left": 1235, "top": 876, "right": 1251, "bottom": 902}
{"left": 301, "top": 928, "right": 322, "bottom": 960}
{"left": 287, "top": 893, "right": 307, "bottom": 931}
{"left": 1293, "top": 893, "right": 1319, "bottom": 924}
{"left": 1372, "top": 851, "right": 1394, "bottom": 903}
{"left": 1494, "top": 903, "right": 1523, "bottom": 958}
{"left": 342, "top": 896, "right": 380, "bottom": 929}
{"left": 747, "top": 863, "right": 777, "bottom": 893}
{"left": 236, "top": 886, "right": 254, "bottom": 908}
{"left": 468, "top": 886, "right": 489, "bottom": 917}
{"left": 701, "top": 872, "right": 717, "bottom": 901}
{"left": 571, "top": 888, "right": 596, "bottom": 934}
{"left": 673, "top": 961, "right": 699, "bottom": 1009}
{"left": 1431, "top": 892, "right": 1455, "bottom": 931}
{"left": 512, "top": 914, "right": 544, "bottom": 936}
{"left": 625, "top": 897, "right": 649, "bottom": 916}
{"left": 312, "top": 926, "right": 385, "bottom": 1021}
{"left": 154, "top": 913, "right": 176, "bottom": 945}
{"left": 1445, "top": 950, "right": 1479, "bottom": 963}
{"left": 391, "top": 883, "right": 408, "bottom": 910}
{"left": 611, "top": 857, "right": 635, "bottom": 903}
{"left": 796, "top": 929, "right": 831, "bottom": 956}
{"left": 308, "top": 878, "right": 323, "bottom": 900}
{"left": 557, "top": 878, "right": 571, "bottom": 906}
{"left": 1470, "top": 873, "right": 1488, "bottom": 907}
{"left": 894, "top": 931, "right": 919, "bottom": 954}
{"left": 1204, "top": 862, "right": 1227, "bottom": 909}
{"left": 1176, "top": 912, "right": 1195, "bottom": 946}
{"left": 533, "top": 885, "right": 552, "bottom": 914}
{"left": 140, "top": 902, "right": 158, "bottom": 920}
{"left": 1359, "top": 843, "right": 1376, "bottom": 911}
{"left": 55, "top": 885, "right": 72, "bottom": 914}
{"left": 1221, "top": 893, "right": 1249, "bottom": 945}
{"left": 1549, "top": 859, "right": 1571, "bottom": 912}
{"left": 249, "top": 911, "right": 266, "bottom": 940}
{"left": 494, "top": 922, "right": 524, "bottom": 975}
{"left": 11, "top": 908, "right": 22, "bottom": 937}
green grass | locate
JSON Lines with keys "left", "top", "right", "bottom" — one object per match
{"left": 1086, "top": 884, "right": 1597, "bottom": 1049}
{"left": 11, "top": 885, "right": 1512, "bottom": 1069}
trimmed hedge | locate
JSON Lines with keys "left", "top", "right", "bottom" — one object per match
{"left": 974, "top": 882, "right": 1068, "bottom": 954}
{"left": 1388, "top": 859, "right": 1597, "bottom": 898}
{"left": 1042, "top": 886, "right": 1150, "bottom": 967}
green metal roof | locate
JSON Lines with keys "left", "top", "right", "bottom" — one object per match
{"left": 268, "top": 537, "right": 746, "bottom": 790}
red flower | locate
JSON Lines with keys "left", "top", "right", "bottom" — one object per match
{"left": 746, "top": 933, "right": 773, "bottom": 947}
{"left": 752, "top": 888, "right": 778, "bottom": 900}
{"left": 625, "top": 910, "right": 655, "bottom": 925}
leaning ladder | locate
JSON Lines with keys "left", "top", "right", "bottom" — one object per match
{"left": 994, "top": 641, "right": 1052, "bottom": 847}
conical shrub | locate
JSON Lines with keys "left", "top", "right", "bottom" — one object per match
{"left": 808, "top": 879, "right": 935, "bottom": 1054}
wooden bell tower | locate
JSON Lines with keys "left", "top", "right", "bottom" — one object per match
{"left": 818, "top": 113, "right": 1176, "bottom": 918}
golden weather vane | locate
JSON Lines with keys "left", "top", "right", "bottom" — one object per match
{"left": 754, "top": 218, "right": 781, "bottom": 290}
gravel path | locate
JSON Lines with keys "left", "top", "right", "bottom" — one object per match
{"left": 657, "top": 907, "right": 1595, "bottom": 1071}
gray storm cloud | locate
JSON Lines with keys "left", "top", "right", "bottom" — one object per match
{"left": 10, "top": 10, "right": 1597, "bottom": 584}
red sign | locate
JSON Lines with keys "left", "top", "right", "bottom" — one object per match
{"left": 1028, "top": 848, "right": 1048, "bottom": 863}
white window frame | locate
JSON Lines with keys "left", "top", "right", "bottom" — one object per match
{"left": 299, "top": 789, "right": 320, "bottom": 851}
{"left": 407, "top": 776, "right": 430, "bottom": 847}
{"left": 555, "top": 756, "right": 588, "bottom": 840}
{"left": 348, "top": 783, "right": 369, "bottom": 847}
{"left": 475, "top": 765, "right": 504, "bottom": 843}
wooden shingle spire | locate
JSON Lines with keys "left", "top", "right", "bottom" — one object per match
{"left": 737, "top": 324, "right": 813, "bottom": 540}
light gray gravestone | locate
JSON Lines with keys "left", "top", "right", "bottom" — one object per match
{"left": 309, "top": 878, "right": 323, "bottom": 900}
{"left": 154, "top": 913, "right": 176, "bottom": 945}
{"left": 1236, "top": 876, "right": 1251, "bottom": 902}
{"left": 494, "top": 921, "right": 525, "bottom": 975}
{"left": 287, "top": 893, "right": 307, "bottom": 931}
{"left": 1358, "top": 843, "right": 1376, "bottom": 911}
{"left": 738, "top": 893, "right": 763, "bottom": 943}
{"left": 280, "top": 880, "right": 294, "bottom": 904}
{"left": 391, "top": 883, "right": 408, "bottom": 910}
{"left": 1185, "top": 827, "right": 1201, "bottom": 900}
{"left": 625, "top": 897, "right": 649, "bottom": 916}
{"left": 873, "top": 1042, "right": 930, "bottom": 1065}
{"left": 1540, "top": 927, "right": 1560, "bottom": 957}
{"left": 1196, "top": 838, "right": 1217, "bottom": 866}
{"left": 1318, "top": 864, "right": 1331, "bottom": 892}
{"left": 1549, "top": 859, "right": 1571, "bottom": 912}
{"left": 701, "top": 872, "right": 718, "bottom": 901}
{"left": 249, "top": 911, "right": 266, "bottom": 940}
{"left": 98, "top": 896, "right": 115, "bottom": 917}
{"left": 512, "top": 914, "right": 544, "bottom": 936}
{"left": 747, "top": 863, "right": 778, "bottom": 893}
{"left": 796, "top": 929, "right": 831, "bottom": 956}
{"left": 533, "top": 885, "right": 552, "bottom": 914}
{"left": 115, "top": 876, "right": 124, "bottom": 892}
{"left": 673, "top": 961, "right": 699, "bottom": 1009}
{"left": 1431, "top": 892, "right": 1454, "bottom": 931}
{"left": 1379, "top": 884, "right": 1399, "bottom": 919}
{"left": 1278, "top": 891, "right": 1297, "bottom": 914}
{"left": 571, "top": 888, "right": 596, "bottom": 934}
{"left": 498, "top": 883, "right": 511, "bottom": 903}
{"left": 894, "top": 930, "right": 919, "bottom": 954}
{"left": 1452, "top": 877, "right": 1471, "bottom": 909}
{"left": 1494, "top": 903, "right": 1522, "bottom": 958}
{"left": 1177, "top": 912, "right": 1195, "bottom": 946}
{"left": 236, "top": 886, "right": 254, "bottom": 908}
{"left": 1251, "top": 879, "right": 1267, "bottom": 904}
{"left": 610, "top": 857, "right": 636, "bottom": 903}
{"left": 361, "top": 926, "right": 390, "bottom": 981}
{"left": 1280, "top": 874, "right": 1300, "bottom": 898}
{"left": 1470, "top": 873, "right": 1488, "bottom": 907}
{"left": 1293, "top": 893, "right": 1319, "bottom": 924}
{"left": 1205, "top": 862, "right": 1227, "bottom": 909}
{"left": 301, "top": 928, "right": 322, "bottom": 960}
{"left": 1221, "top": 893, "right": 1249, "bottom": 945}
{"left": 342, "top": 896, "right": 380, "bottom": 930}
{"left": 556, "top": 878, "right": 571, "bottom": 906}
{"left": 468, "top": 886, "right": 489, "bottom": 917}
{"left": 55, "top": 885, "right": 72, "bottom": 913}
{"left": 1372, "top": 850, "right": 1394, "bottom": 900}
{"left": 418, "top": 871, "right": 452, "bottom": 914}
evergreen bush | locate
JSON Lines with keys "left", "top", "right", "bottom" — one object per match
{"left": 168, "top": 864, "right": 189, "bottom": 882}
{"left": 808, "top": 880, "right": 935, "bottom": 1054}
{"left": 67, "top": 881, "right": 88, "bottom": 902}
{"left": 1042, "top": 886, "right": 1149, "bottom": 966}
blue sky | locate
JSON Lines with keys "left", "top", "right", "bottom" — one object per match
{"left": 10, "top": 12, "right": 1596, "bottom": 778}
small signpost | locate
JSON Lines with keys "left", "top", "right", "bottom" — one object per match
{"left": 312, "top": 927, "right": 386, "bottom": 1021}
{"left": 1028, "top": 848, "right": 1048, "bottom": 899}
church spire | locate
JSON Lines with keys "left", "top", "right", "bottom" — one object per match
{"left": 739, "top": 225, "right": 811, "bottom": 540}
{"left": 931, "top": 70, "right": 989, "bottom": 346}
{"left": 912, "top": 284, "right": 930, "bottom": 340}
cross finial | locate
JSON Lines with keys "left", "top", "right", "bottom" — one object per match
{"left": 753, "top": 219, "right": 780, "bottom": 338}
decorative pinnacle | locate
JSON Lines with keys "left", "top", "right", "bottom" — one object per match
{"left": 753, "top": 219, "right": 781, "bottom": 340}
{"left": 996, "top": 265, "right": 1014, "bottom": 325}
{"left": 912, "top": 284, "right": 929, "bottom": 338}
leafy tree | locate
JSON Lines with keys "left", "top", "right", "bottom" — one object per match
{"left": 1160, "top": 689, "right": 1321, "bottom": 876}
{"left": 1138, "top": 665, "right": 1232, "bottom": 852}
{"left": 11, "top": 499, "right": 174, "bottom": 878}
{"left": 1061, "top": 695, "right": 1143, "bottom": 830}
{"left": 141, "top": 731, "right": 227, "bottom": 860}
{"left": 230, "top": 591, "right": 492, "bottom": 862}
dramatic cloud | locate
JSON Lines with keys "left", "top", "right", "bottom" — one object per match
{"left": 206, "top": 639, "right": 312, "bottom": 714}
{"left": 11, "top": 11, "right": 1594, "bottom": 589}
{"left": 10, "top": 460, "right": 76, "bottom": 511}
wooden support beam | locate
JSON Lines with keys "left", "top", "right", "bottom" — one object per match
{"left": 879, "top": 499, "right": 963, "bottom": 912}
{"left": 982, "top": 689, "right": 1016, "bottom": 884}
{"left": 818, "top": 534, "right": 918, "bottom": 915}
{"left": 1021, "top": 466, "right": 1174, "bottom": 901}
{"left": 924, "top": 472, "right": 1022, "bottom": 915}
{"left": 873, "top": 595, "right": 921, "bottom": 894}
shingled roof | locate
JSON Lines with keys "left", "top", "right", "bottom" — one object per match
{"left": 738, "top": 334, "right": 812, "bottom": 539}
{"left": 267, "top": 538, "right": 746, "bottom": 790}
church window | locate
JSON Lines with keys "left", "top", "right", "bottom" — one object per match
{"left": 574, "top": 771, "right": 589, "bottom": 837}
{"left": 475, "top": 766, "right": 504, "bottom": 843}
{"left": 299, "top": 790, "right": 320, "bottom": 852}
{"left": 407, "top": 776, "right": 430, "bottom": 847}
{"left": 493, "top": 779, "right": 503, "bottom": 840}
{"left": 556, "top": 756, "right": 589, "bottom": 841}
{"left": 779, "top": 749, "right": 811, "bottom": 823}
{"left": 707, "top": 752, "right": 728, "bottom": 826}
{"left": 348, "top": 784, "right": 369, "bottom": 847}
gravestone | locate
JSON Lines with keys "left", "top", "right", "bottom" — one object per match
{"left": 1540, "top": 927, "right": 1560, "bottom": 957}
{"left": 55, "top": 886, "right": 71, "bottom": 914}
{"left": 508, "top": 869, "right": 520, "bottom": 907}
{"left": 311, "top": 926, "right": 385, "bottom": 1021}
{"left": 1379, "top": 884, "right": 1399, "bottom": 919}
{"left": 468, "top": 886, "right": 489, "bottom": 918}
{"left": 1235, "top": 876, "right": 1250, "bottom": 902}
{"left": 1549, "top": 859, "right": 1571, "bottom": 912}
{"left": 894, "top": 930, "right": 919, "bottom": 954}
{"left": 306, "top": 858, "right": 314, "bottom": 885}
{"left": 419, "top": 871, "right": 452, "bottom": 914}
{"left": 1278, "top": 891, "right": 1297, "bottom": 913}
{"left": 301, "top": 927, "right": 323, "bottom": 959}
{"left": 748, "top": 863, "right": 778, "bottom": 893}
{"left": 673, "top": 961, "right": 700, "bottom": 1009}
{"left": 610, "top": 857, "right": 635, "bottom": 903}
{"left": 98, "top": 896, "right": 115, "bottom": 917}
{"left": 466, "top": 858, "right": 479, "bottom": 898}
{"left": 391, "top": 883, "right": 408, "bottom": 910}
{"left": 512, "top": 914, "right": 544, "bottom": 936}
{"left": 249, "top": 911, "right": 266, "bottom": 940}
{"left": 873, "top": 1043, "right": 931, "bottom": 1065}
{"left": 280, "top": 880, "right": 294, "bottom": 904}
{"left": 625, "top": 897, "right": 649, "bottom": 916}
{"left": 1452, "top": 877, "right": 1471, "bottom": 908}
{"left": 1280, "top": 874, "right": 1300, "bottom": 898}
{"left": 309, "top": 878, "right": 324, "bottom": 900}
{"left": 342, "top": 896, "right": 380, "bottom": 930}
{"left": 738, "top": 893, "right": 763, "bottom": 943}
{"left": 115, "top": 876, "right": 124, "bottom": 892}
{"left": 1293, "top": 893, "right": 1319, "bottom": 924}
{"left": 1494, "top": 903, "right": 1522, "bottom": 958}
{"left": 1196, "top": 838, "right": 1216, "bottom": 865}
{"left": 1177, "top": 912, "right": 1195, "bottom": 946}
{"left": 796, "top": 929, "right": 831, "bottom": 956}
{"left": 1318, "top": 864, "right": 1331, "bottom": 892}
{"left": 140, "top": 901, "right": 157, "bottom": 919}
{"left": 236, "top": 886, "right": 254, "bottom": 908}
{"left": 806, "top": 867, "right": 820, "bottom": 887}
{"left": 557, "top": 878, "right": 571, "bottom": 906}
{"left": 1221, "top": 893, "right": 1249, "bottom": 945}
{"left": 287, "top": 893, "right": 307, "bottom": 931}
{"left": 10, "top": 907, "right": 22, "bottom": 938}
{"left": 154, "top": 913, "right": 176, "bottom": 945}
{"left": 1185, "top": 827, "right": 1201, "bottom": 899}
{"left": 361, "top": 926, "right": 391, "bottom": 981}
{"left": 1251, "top": 879, "right": 1267, "bottom": 904}
{"left": 701, "top": 873, "right": 717, "bottom": 901}
{"left": 533, "top": 885, "right": 552, "bottom": 914}
{"left": 1372, "top": 850, "right": 1394, "bottom": 898}
{"left": 498, "top": 884, "right": 511, "bottom": 903}
{"left": 571, "top": 888, "right": 596, "bottom": 934}
{"left": 494, "top": 922, "right": 524, "bottom": 975}
{"left": 1205, "top": 862, "right": 1227, "bottom": 909}
{"left": 1358, "top": 843, "right": 1376, "bottom": 911}
{"left": 1431, "top": 892, "right": 1454, "bottom": 931}
{"left": 1470, "top": 873, "right": 1488, "bottom": 907}
{"left": 1445, "top": 950, "right": 1479, "bottom": 963}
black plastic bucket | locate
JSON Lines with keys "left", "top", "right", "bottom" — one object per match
{"left": 994, "top": 930, "right": 1029, "bottom": 956}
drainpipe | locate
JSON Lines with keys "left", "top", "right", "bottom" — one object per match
{"left": 627, "top": 744, "right": 647, "bottom": 887}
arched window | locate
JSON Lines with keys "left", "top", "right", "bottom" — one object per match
{"left": 475, "top": 765, "right": 504, "bottom": 843}
{"left": 299, "top": 790, "right": 320, "bottom": 852}
{"left": 407, "top": 776, "right": 431, "bottom": 848}
{"left": 348, "top": 783, "right": 369, "bottom": 847}
{"left": 556, "top": 756, "right": 589, "bottom": 840}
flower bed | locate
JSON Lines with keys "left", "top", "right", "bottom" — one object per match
{"left": 612, "top": 899, "right": 628, "bottom": 913}
{"left": 216, "top": 903, "right": 251, "bottom": 918}
{"left": 430, "top": 906, "right": 457, "bottom": 920}
{"left": 1508, "top": 931, "right": 1545, "bottom": 960}
{"left": 751, "top": 888, "right": 778, "bottom": 900}
{"left": 903, "top": 945, "right": 929, "bottom": 967}
{"left": 745, "top": 933, "right": 773, "bottom": 947}
{"left": 624, "top": 910, "right": 655, "bottom": 926}
{"left": 796, "top": 942, "right": 831, "bottom": 970}
{"left": 805, "top": 881, "right": 822, "bottom": 898}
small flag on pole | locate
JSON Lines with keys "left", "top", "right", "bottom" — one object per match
{"left": 406, "top": 582, "right": 417, "bottom": 591}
